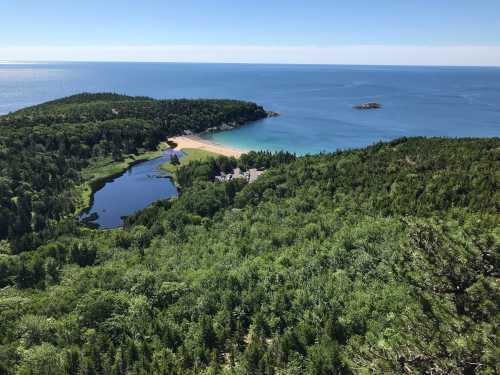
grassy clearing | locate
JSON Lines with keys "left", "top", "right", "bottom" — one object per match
{"left": 75, "top": 143, "right": 168, "bottom": 214}
{"left": 160, "top": 148, "right": 219, "bottom": 173}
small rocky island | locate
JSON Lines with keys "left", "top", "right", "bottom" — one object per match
{"left": 353, "top": 102, "right": 382, "bottom": 110}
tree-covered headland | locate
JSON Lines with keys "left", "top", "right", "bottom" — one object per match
{"left": 0, "top": 93, "right": 267, "bottom": 252}
{"left": 0, "top": 94, "right": 498, "bottom": 374}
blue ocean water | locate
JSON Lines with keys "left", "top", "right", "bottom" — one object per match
{"left": 1, "top": 62, "right": 499, "bottom": 154}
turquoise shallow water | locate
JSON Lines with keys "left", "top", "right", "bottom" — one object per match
{"left": 1, "top": 62, "right": 499, "bottom": 154}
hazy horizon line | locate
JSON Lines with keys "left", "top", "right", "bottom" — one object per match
{"left": 2, "top": 60, "right": 500, "bottom": 69}
{"left": 2, "top": 45, "right": 500, "bottom": 67}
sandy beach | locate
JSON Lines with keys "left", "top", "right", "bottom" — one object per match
{"left": 169, "top": 135, "right": 245, "bottom": 158}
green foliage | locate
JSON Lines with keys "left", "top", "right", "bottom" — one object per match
{"left": 0, "top": 96, "right": 499, "bottom": 374}
{"left": 175, "top": 150, "right": 296, "bottom": 188}
{"left": 161, "top": 148, "right": 220, "bottom": 174}
{"left": 16, "top": 343, "right": 65, "bottom": 375}
{"left": 0, "top": 93, "right": 267, "bottom": 252}
{"left": 69, "top": 241, "right": 97, "bottom": 267}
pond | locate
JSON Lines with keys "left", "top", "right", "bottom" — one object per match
{"left": 80, "top": 149, "right": 182, "bottom": 228}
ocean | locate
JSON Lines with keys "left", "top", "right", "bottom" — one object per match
{"left": 1, "top": 62, "right": 499, "bottom": 154}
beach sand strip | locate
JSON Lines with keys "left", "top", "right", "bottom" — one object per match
{"left": 169, "top": 135, "right": 245, "bottom": 158}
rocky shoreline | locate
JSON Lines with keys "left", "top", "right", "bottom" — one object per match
{"left": 266, "top": 110, "right": 280, "bottom": 117}
{"left": 201, "top": 110, "right": 280, "bottom": 133}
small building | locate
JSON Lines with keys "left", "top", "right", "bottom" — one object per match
{"left": 215, "top": 168, "right": 264, "bottom": 183}
{"left": 248, "top": 168, "right": 263, "bottom": 183}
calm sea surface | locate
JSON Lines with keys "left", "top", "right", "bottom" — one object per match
{"left": 1, "top": 62, "right": 499, "bottom": 154}
{"left": 2, "top": 62, "right": 499, "bottom": 226}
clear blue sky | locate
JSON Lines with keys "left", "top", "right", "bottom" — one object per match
{"left": 1, "top": 0, "right": 500, "bottom": 64}
{"left": 2, "top": 0, "right": 500, "bottom": 46}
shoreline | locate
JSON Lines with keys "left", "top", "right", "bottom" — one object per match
{"left": 169, "top": 134, "right": 246, "bottom": 158}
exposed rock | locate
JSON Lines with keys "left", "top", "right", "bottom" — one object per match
{"left": 353, "top": 102, "right": 382, "bottom": 110}
{"left": 203, "top": 127, "right": 218, "bottom": 132}
{"left": 218, "top": 123, "right": 235, "bottom": 131}
{"left": 201, "top": 123, "right": 236, "bottom": 133}
{"left": 266, "top": 111, "right": 280, "bottom": 117}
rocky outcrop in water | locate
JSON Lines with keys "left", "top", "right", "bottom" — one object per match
{"left": 353, "top": 102, "right": 382, "bottom": 110}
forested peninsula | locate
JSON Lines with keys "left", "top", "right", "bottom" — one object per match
{"left": 0, "top": 93, "right": 267, "bottom": 252}
{"left": 0, "top": 94, "right": 499, "bottom": 374}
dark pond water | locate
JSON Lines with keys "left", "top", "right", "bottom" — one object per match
{"left": 81, "top": 149, "right": 182, "bottom": 228}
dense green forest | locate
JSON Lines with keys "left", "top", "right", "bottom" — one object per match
{"left": 0, "top": 95, "right": 499, "bottom": 374}
{"left": 0, "top": 93, "right": 267, "bottom": 252}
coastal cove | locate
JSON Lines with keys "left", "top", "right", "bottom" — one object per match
{"left": 80, "top": 131, "right": 268, "bottom": 228}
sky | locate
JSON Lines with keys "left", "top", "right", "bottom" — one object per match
{"left": 1, "top": 0, "right": 500, "bottom": 65}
